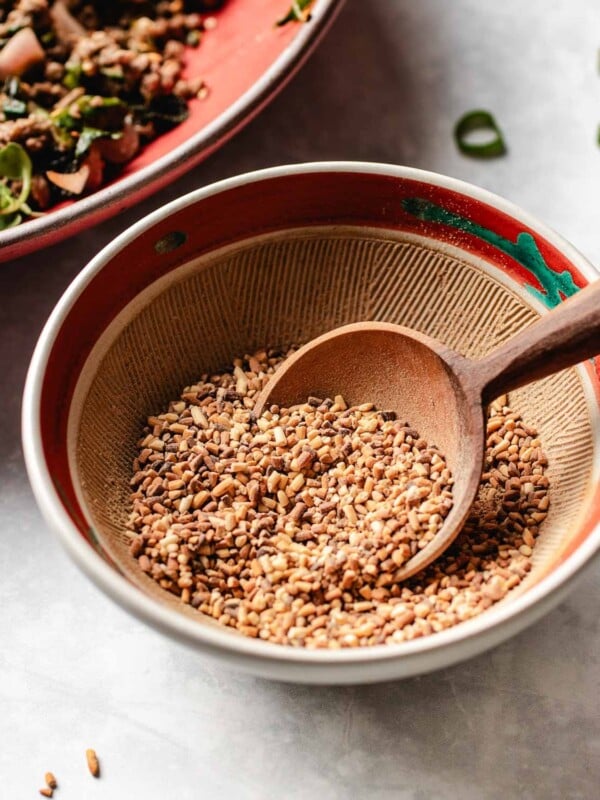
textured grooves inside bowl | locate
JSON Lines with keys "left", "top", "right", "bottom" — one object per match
{"left": 72, "top": 228, "right": 595, "bottom": 627}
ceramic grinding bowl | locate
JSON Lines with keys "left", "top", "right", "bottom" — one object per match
{"left": 22, "top": 163, "right": 600, "bottom": 684}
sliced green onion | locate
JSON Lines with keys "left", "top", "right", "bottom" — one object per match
{"left": 454, "top": 110, "right": 507, "bottom": 158}
{"left": 0, "top": 142, "right": 32, "bottom": 217}
{"left": 276, "top": 0, "right": 314, "bottom": 26}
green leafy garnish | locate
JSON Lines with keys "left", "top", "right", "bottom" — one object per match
{"left": 454, "top": 110, "right": 507, "bottom": 158}
{"left": 3, "top": 98, "right": 27, "bottom": 119}
{"left": 63, "top": 62, "right": 82, "bottom": 90}
{"left": 0, "top": 142, "right": 33, "bottom": 224}
{"left": 75, "top": 127, "right": 121, "bottom": 158}
{"left": 49, "top": 121, "right": 74, "bottom": 151}
{"left": 52, "top": 95, "right": 126, "bottom": 132}
{"left": 51, "top": 96, "right": 128, "bottom": 161}
{"left": 2, "top": 78, "right": 27, "bottom": 120}
{"left": 0, "top": 185, "right": 22, "bottom": 230}
{"left": 133, "top": 95, "right": 188, "bottom": 134}
{"left": 276, "top": 0, "right": 314, "bottom": 26}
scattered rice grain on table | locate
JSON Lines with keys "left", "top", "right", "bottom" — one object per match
{"left": 86, "top": 747, "right": 100, "bottom": 778}
{"left": 44, "top": 772, "right": 57, "bottom": 790}
{"left": 127, "top": 348, "right": 549, "bottom": 648}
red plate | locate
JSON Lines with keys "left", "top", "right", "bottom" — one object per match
{"left": 0, "top": 0, "right": 342, "bottom": 263}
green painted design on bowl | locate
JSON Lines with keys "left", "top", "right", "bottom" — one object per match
{"left": 403, "top": 198, "right": 579, "bottom": 308}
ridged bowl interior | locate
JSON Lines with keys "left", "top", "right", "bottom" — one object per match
{"left": 70, "top": 227, "right": 596, "bottom": 629}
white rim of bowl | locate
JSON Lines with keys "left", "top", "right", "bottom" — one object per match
{"left": 22, "top": 161, "right": 600, "bottom": 668}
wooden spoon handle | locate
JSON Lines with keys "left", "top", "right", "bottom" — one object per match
{"left": 473, "top": 279, "right": 600, "bottom": 404}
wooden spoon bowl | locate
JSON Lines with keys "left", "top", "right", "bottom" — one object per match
{"left": 255, "top": 281, "right": 600, "bottom": 579}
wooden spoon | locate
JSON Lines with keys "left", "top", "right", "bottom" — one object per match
{"left": 255, "top": 280, "right": 600, "bottom": 580}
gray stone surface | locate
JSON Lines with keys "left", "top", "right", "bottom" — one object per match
{"left": 1, "top": 1, "right": 599, "bottom": 797}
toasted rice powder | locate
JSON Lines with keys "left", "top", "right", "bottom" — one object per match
{"left": 127, "top": 348, "right": 549, "bottom": 649}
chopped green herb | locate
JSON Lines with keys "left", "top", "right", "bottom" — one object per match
{"left": 133, "top": 95, "right": 188, "bottom": 133}
{"left": 49, "top": 123, "right": 75, "bottom": 151}
{"left": 276, "top": 0, "right": 314, "bottom": 26}
{"left": 75, "top": 127, "right": 121, "bottom": 159}
{"left": 186, "top": 29, "right": 200, "bottom": 46}
{"left": 52, "top": 95, "right": 127, "bottom": 135}
{"left": 3, "top": 98, "right": 27, "bottom": 119}
{"left": 0, "top": 185, "right": 21, "bottom": 230}
{"left": 63, "top": 63, "right": 82, "bottom": 90}
{"left": 0, "top": 142, "right": 33, "bottom": 224}
{"left": 454, "top": 110, "right": 507, "bottom": 158}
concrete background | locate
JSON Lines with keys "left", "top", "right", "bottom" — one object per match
{"left": 1, "top": 1, "right": 599, "bottom": 797}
